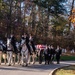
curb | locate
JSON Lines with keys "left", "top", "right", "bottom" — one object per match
{"left": 49, "top": 65, "right": 71, "bottom": 75}
{"left": 49, "top": 68, "right": 58, "bottom": 75}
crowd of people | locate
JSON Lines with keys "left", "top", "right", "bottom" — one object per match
{"left": 0, "top": 33, "right": 63, "bottom": 66}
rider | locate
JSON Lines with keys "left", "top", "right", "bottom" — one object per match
{"left": 10, "top": 34, "right": 17, "bottom": 54}
{"left": 29, "top": 34, "right": 36, "bottom": 53}
{"left": 21, "top": 33, "right": 32, "bottom": 55}
{"left": 10, "top": 34, "right": 17, "bottom": 65}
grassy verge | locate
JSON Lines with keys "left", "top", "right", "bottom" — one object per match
{"left": 54, "top": 65, "right": 75, "bottom": 75}
{"left": 60, "top": 55, "right": 75, "bottom": 61}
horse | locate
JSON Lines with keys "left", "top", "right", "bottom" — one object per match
{"left": 16, "top": 42, "right": 21, "bottom": 64}
{"left": 2, "top": 42, "right": 7, "bottom": 65}
{"left": 20, "top": 39, "right": 29, "bottom": 66}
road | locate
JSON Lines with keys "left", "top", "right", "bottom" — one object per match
{"left": 0, "top": 61, "right": 75, "bottom": 75}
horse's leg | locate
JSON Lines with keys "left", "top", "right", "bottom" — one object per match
{"left": 25, "top": 52, "right": 29, "bottom": 66}
{"left": 21, "top": 52, "right": 24, "bottom": 66}
{"left": 27, "top": 53, "right": 31, "bottom": 64}
{"left": 0, "top": 51, "right": 2, "bottom": 65}
{"left": 13, "top": 53, "right": 16, "bottom": 65}
{"left": 8, "top": 52, "right": 11, "bottom": 65}
{"left": 10, "top": 51, "right": 13, "bottom": 65}
{"left": 4, "top": 53, "right": 7, "bottom": 65}
{"left": 7, "top": 52, "right": 11, "bottom": 66}
{"left": 31, "top": 52, "right": 36, "bottom": 64}
{"left": 17, "top": 53, "right": 20, "bottom": 64}
{"left": 7, "top": 52, "right": 9, "bottom": 65}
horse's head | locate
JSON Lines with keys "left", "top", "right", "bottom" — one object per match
{"left": 7, "top": 38, "right": 11, "bottom": 46}
{"left": 21, "top": 39, "right": 26, "bottom": 46}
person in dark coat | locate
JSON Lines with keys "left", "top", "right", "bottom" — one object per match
{"left": 56, "top": 46, "right": 62, "bottom": 64}
{"left": 44, "top": 45, "right": 48, "bottom": 65}
{"left": 50, "top": 45, "right": 55, "bottom": 63}
{"left": 39, "top": 49, "right": 44, "bottom": 64}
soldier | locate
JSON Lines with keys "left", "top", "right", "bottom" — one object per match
{"left": 39, "top": 48, "right": 44, "bottom": 64}
{"left": 10, "top": 34, "right": 17, "bottom": 65}
{"left": 29, "top": 34, "right": 36, "bottom": 53}
{"left": 56, "top": 46, "right": 62, "bottom": 64}
{"left": 44, "top": 45, "right": 48, "bottom": 65}
{"left": 24, "top": 33, "right": 32, "bottom": 55}
{"left": 50, "top": 45, "right": 55, "bottom": 63}
{"left": 47, "top": 45, "right": 52, "bottom": 64}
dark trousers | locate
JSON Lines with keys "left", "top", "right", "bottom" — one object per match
{"left": 39, "top": 50, "right": 43, "bottom": 64}
{"left": 48, "top": 55, "right": 51, "bottom": 64}
{"left": 31, "top": 42, "right": 36, "bottom": 53}
{"left": 56, "top": 55, "right": 60, "bottom": 64}
{"left": 44, "top": 54, "right": 48, "bottom": 64}
{"left": 26, "top": 43, "right": 31, "bottom": 54}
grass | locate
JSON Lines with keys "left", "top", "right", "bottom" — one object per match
{"left": 60, "top": 55, "right": 75, "bottom": 61}
{"left": 59, "top": 53, "right": 75, "bottom": 61}
{"left": 53, "top": 53, "right": 75, "bottom": 61}
{"left": 54, "top": 65, "right": 75, "bottom": 75}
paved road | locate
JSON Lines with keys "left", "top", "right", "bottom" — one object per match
{"left": 0, "top": 61, "right": 75, "bottom": 75}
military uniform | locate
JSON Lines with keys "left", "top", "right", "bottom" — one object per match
{"left": 56, "top": 47, "right": 62, "bottom": 64}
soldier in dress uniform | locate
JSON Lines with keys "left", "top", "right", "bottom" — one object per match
{"left": 50, "top": 45, "right": 55, "bottom": 63}
{"left": 39, "top": 48, "right": 44, "bottom": 64}
{"left": 44, "top": 45, "right": 48, "bottom": 65}
{"left": 10, "top": 34, "right": 17, "bottom": 65}
{"left": 56, "top": 46, "right": 62, "bottom": 64}
{"left": 29, "top": 34, "right": 36, "bottom": 53}
{"left": 47, "top": 45, "right": 52, "bottom": 64}
{"left": 23, "top": 33, "right": 32, "bottom": 55}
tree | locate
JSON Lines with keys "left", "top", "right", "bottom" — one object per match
{"left": 69, "top": 0, "right": 75, "bottom": 31}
